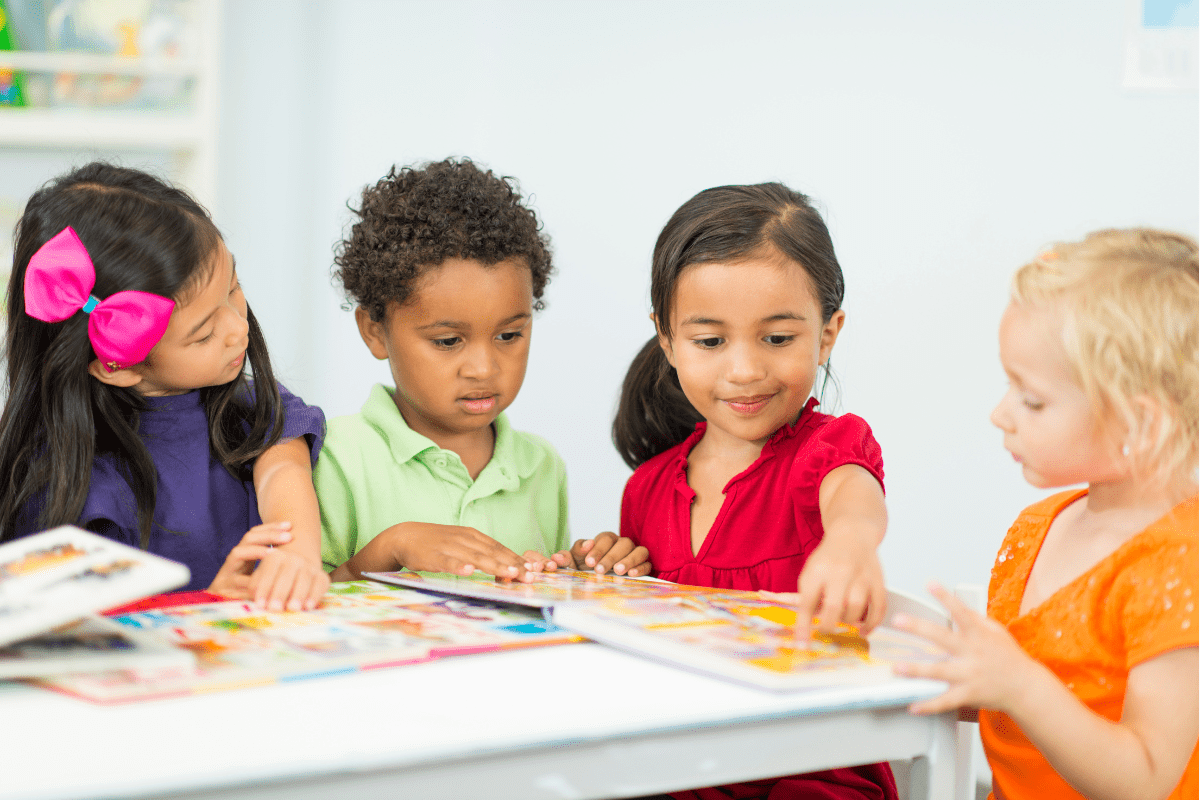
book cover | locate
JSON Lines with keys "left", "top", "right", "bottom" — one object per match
{"left": 36, "top": 580, "right": 579, "bottom": 703}
{"left": 0, "top": 615, "right": 193, "bottom": 678}
{"left": 0, "top": 526, "right": 190, "bottom": 648}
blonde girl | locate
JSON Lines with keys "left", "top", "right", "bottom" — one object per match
{"left": 896, "top": 229, "right": 1198, "bottom": 800}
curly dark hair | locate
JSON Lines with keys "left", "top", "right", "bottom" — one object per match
{"left": 334, "top": 158, "right": 554, "bottom": 322}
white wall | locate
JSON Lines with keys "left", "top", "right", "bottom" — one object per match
{"left": 216, "top": 0, "right": 1199, "bottom": 600}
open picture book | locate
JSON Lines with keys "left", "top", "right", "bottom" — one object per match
{"left": 36, "top": 580, "right": 580, "bottom": 703}
{"left": 365, "top": 569, "right": 946, "bottom": 692}
{"left": 0, "top": 615, "right": 194, "bottom": 679}
{"left": 0, "top": 525, "right": 191, "bottom": 649}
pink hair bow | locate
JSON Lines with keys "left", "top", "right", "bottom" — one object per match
{"left": 24, "top": 227, "right": 175, "bottom": 372}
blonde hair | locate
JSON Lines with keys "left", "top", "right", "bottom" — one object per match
{"left": 1011, "top": 228, "right": 1198, "bottom": 493}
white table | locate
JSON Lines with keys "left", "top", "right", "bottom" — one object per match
{"left": 0, "top": 642, "right": 954, "bottom": 800}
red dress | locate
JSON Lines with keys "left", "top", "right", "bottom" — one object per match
{"left": 620, "top": 398, "right": 897, "bottom": 800}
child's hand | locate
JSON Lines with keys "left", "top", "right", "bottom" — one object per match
{"left": 247, "top": 547, "right": 330, "bottom": 612}
{"left": 568, "top": 532, "right": 652, "bottom": 576}
{"left": 891, "top": 583, "right": 1045, "bottom": 715}
{"left": 795, "top": 536, "right": 886, "bottom": 636}
{"left": 337, "top": 521, "right": 531, "bottom": 582}
{"left": 208, "top": 523, "right": 293, "bottom": 599}
{"left": 522, "top": 550, "right": 565, "bottom": 572}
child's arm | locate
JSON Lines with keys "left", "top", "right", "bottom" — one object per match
{"left": 796, "top": 463, "right": 888, "bottom": 635}
{"left": 328, "top": 521, "right": 532, "bottom": 583}
{"left": 249, "top": 437, "right": 330, "bottom": 610}
{"left": 894, "top": 585, "right": 1199, "bottom": 800}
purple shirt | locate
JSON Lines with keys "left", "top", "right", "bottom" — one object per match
{"left": 42, "top": 384, "right": 324, "bottom": 591}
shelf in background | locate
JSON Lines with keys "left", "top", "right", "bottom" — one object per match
{"left": 0, "top": 108, "right": 201, "bottom": 149}
{"left": 0, "top": 51, "right": 199, "bottom": 78}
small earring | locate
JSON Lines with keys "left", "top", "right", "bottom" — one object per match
{"left": 1122, "top": 444, "right": 1131, "bottom": 457}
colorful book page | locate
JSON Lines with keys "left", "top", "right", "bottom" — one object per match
{"left": 104, "top": 590, "right": 227, "bottom": 616}
{"left": 0, "top": 526, "right": 190, "bottom": 647}
{"left": 36, "top": 581, "right": 579, "bottom": 703}
{"left": 364, "top": 568, "right": 741, "bottom": 608}
{"left": 551, "top": 595, "right": 946, "bottom": 692}
{"left": 0, "top": 616, "right": 194, "bottom": 678}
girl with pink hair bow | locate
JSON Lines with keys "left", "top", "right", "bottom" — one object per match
{"left": 0, "top": 162, "right": 329, "bottom": 611}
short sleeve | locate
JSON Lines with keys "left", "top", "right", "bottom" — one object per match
{"left": 313, "top": 444, "right": 358, "bottom": 571}
{"left": 620, "top": 470, "right": 645, "bottom": 546}
{"left": 793, "top": 413, "right": 884, "bottom": 504}
{"left": 277, "top": 383, "right": 326, "bottom": 466}
{"left": 1120, "top": 534, "right": 1199, "bottom": 669}
{"left": 17, "top": 475, "right": 143, "bottom": 547}
{"left": 554, "top": 456, "right": 570, "bottom": 553}
{"left": 76, "top": 460, "right": 142, "bottom": 546}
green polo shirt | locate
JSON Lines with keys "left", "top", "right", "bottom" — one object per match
{"left": 316, "top": 383, "right": 570, "bottom": 571}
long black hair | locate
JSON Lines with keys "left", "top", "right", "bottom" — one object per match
{"left": 612, "top": 182, "right": 845, "bottom": 470}
{"left": 0, "top": 162, "right": 284, "bottom": 546}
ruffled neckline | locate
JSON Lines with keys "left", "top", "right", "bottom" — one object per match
{"left": 671, "top": 396, "right": 821, "bottom": 492}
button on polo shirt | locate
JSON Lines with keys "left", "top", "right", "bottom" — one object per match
{"left": 316, "top": 384, "right": 570, "bottom": 571}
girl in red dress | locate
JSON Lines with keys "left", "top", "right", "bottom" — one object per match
{"left": 613, "top": 183, "right": 897, "bottom": 800}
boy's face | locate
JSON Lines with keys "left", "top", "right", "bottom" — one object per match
{"left": 356, "top": 256, "right": 533, "bottom": 449}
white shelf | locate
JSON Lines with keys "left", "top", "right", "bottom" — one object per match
{"left": 0, "top": 51, "right": 199, "bottom": 77}
{"left": 0, "top": 108, "right": 202, "bottom": 149}
{"left": 0, "top": 0, "right": 223, "bottom": 212}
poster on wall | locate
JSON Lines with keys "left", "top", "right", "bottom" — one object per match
{"left": 1123, "top": 0, "right": 1198, "bottom": 90}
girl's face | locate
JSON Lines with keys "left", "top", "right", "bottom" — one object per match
{"left": 119, "top": 241, "right": 250, "bottom": 396}
{"left": 989, "top": 302, "right": 1123, "bottom": 488}
{"left": 356, "top": 256, "right": 533, "bottom": 448}
{"left": 658, "top": 247, "right": 844, "bottom": 451}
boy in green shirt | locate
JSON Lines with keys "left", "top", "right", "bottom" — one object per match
{"left": 317, "top": 158, "right": 649, "bottom": 582}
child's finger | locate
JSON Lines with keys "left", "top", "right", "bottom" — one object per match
{"left": 794, "top": 577, "right": 825, "bottom": 637}
{"left": 583, "top": 532, "right": 618, "bottom": 568}
{"left": 593, "top": 537, "right": 634, "bottom": 574}
{"left": 305, "top": 570, "right": 330, "bottom": 610}
{"left": 908, "top": 688, "right": 970, "bottom": 716}
{"left": 227, "top": 575, "right": 252, "bottom": 595}
{"left": 263, "top": 560, "right": 300, "bottom": 611}
{"left": 629, "top": 558, "right": 654, "bottom": 577}
{"left": 251, "top": 553, "right": 286, "bottom": 607}
{"left": 814, "top": 587, "right": 848, "bottom": 633}
{"left": 614, "top": 545, "right": 651, "bottom": 576}
{"left": 226, "top": 543, "right": 278, "bottom": 570}
{"left": 928, "top": 583, "right": 984, "bottom": 631}
{"left": 521, "top": 550, "right": 549, "bottom": 572}
{"left": 862, "top": 584, "right": 887, "bottom": 633}
{"left": 467, "top": 552, "right": 526, "bottom": 582}
{"left": 842, "top": 583, "right": 871, "bottom": 629}
{"left": 891, "top": 613, "right": 962, "bottom": 653}
{"left": 243, "top": 523, "right": 292, "bottom": 540}
{"left": 571, "top": 538, "right": 595, "bottom": 560}
{"left": 239, "top": 533, "right": 293, "bottom": 554}
{"left": 449, "top": 535, "right": 527, "bottom": 580}
{"left": 286, "top": 569, "right": 313, "bottom": 612}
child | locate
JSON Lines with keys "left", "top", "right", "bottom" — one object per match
{"left": 614, "top": 182, "right": 897, "bottom": 800}
{"left": 893, "top": 229, "right": 1198, "bottom": 800}
{"left": 317, "top": 158, "right": 648, "bottom": 581}
{"left": 0, "top": 162, "right": 329, "bottom": 611}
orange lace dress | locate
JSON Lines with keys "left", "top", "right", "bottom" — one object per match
{"left": 981, "top": 490, "right": 1198, "bottom": 800}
